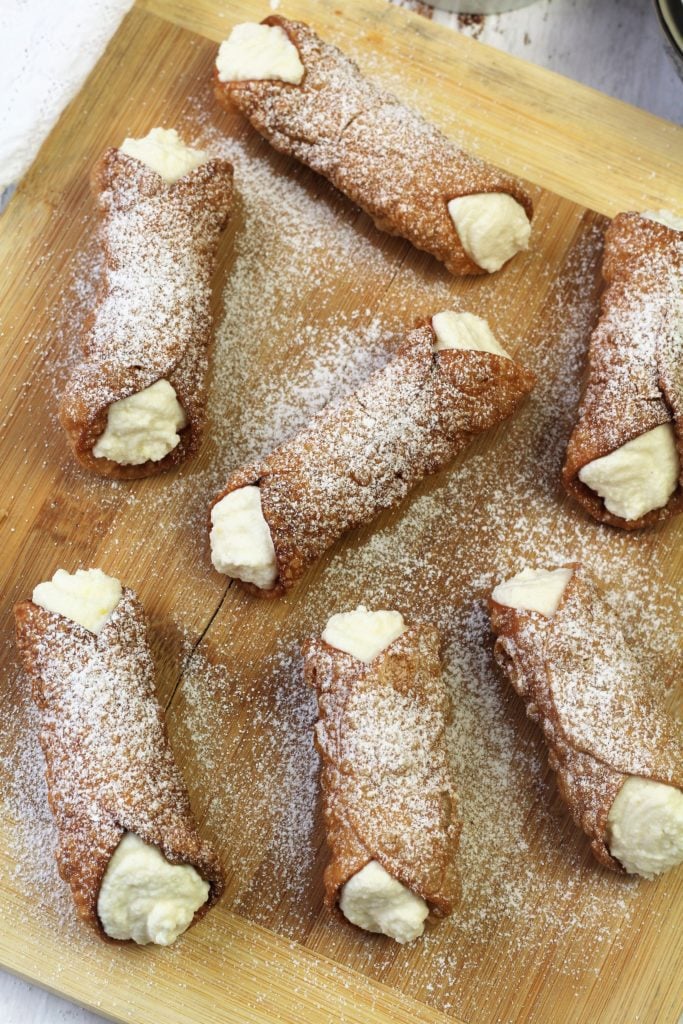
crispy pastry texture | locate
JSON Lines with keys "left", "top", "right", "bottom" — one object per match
{"left": 303, "top": 622, "right": 460, "bottom": 915}
{"left": 211, "top": 321, "right": 535, "bottom": 596}
{"left": 489, "top": 564, "right": 683, "bottom": 870}
{"left": 563, "top": 213, "right": 683, "bottom": 528}
{"left": 14, "top": 590, "right": 224, "bottom": 940}
{"left": 214, "top": 15, "right": 532, "bottom": 276}
{"left": 60, "top": 149, "right": 234, "bottom": 479}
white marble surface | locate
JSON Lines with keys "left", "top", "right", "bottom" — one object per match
{"left": 434, "top": 0, "right": 682, "bottom": 124}
{"left": 1, "top": 0, "right": 681, "bottom": 1021}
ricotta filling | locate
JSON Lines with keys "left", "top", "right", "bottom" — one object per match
{"left": 578, "top": 423, "right": 679, "bottom": 521}
{"left": 492, "top": 566, "right": 573, "bottom": 618}
{"left": 431, "top": 310, "right": 510, "bottom": 358}
{"left": 92, "top": 379, "right": 188, "bottom": 467}
{"left": 322, "top": 605, "right": 406, "bottom": 663}
{"left": 339, "top": 861, "right": 429, "bottom": 944}
{"left": 641, "top": 209, "right": 683, "bottom": 231}
{"left": 210, "top": 485, "right": 278, "bottom": 589}
{"left": 119, "top": 127, "right": 208, "bottom": 184}
{"left": 607, "top": 777, "right": 683, "bottom": 879}
{"left": 32, "top": 567, "right": 122, "bottom": 634}
{"left": 447, "top": 192, "right": 531, "bottom": 273}
{"left": 97, "top": 833, "right": 209, "bottom": 945}
{"left": 216, "top": 23, "right": 304, "bottom": 84}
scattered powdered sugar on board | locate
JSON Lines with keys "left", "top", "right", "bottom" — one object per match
{"left": 0, "top": 686, "right": 81, "bottom": 938}
{"left": 170, "top": 637, "right": 320, "bottom": 927}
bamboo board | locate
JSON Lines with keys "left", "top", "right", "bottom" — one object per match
{"left": 0, "top": 2, "right": 682, "bottom": 1024}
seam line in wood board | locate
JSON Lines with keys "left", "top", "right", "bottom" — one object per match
{"left": 164, "top": 578, "right": 233, "bottom": 712}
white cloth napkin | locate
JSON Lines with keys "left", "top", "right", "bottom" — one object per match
{"left": 0, "top": 0, "right": 134, "bottom": 191}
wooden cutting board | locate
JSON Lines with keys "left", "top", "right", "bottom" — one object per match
{"left": 0, "top": 2, "right": 681, "bottom": 1023}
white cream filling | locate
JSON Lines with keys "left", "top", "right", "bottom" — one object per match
{"left": 641, "top": 209, "right": 683, "bottom": 231}
{"left": 607, "top": 777, "right": 683, "bottom": 879}
{"left": 322, "top": 605, "right": 406, "bottom": 663}
{"left": 216, "top": 23, "right": 304, "bottom": 84}
{"left": 447, "top": 192, "right": 530, "bottom": 273}
{"left": 210, "top": 485, "right": 278, "bottom": 589}
{"left": 431, "top": 310, "right": 510, "bottom": 358}
{"left": 119, "top": 127, "right": 208, "bottom": 184}
{"left": 578, "top": 423, "right": 679, "bottom": 521}
{"left": 339, "top": 860, "right": 429, "bottom": 944}
{"left": 97, "top": 833, "right": 209, "bottom": 945}
{"left": 92, "top": 379, "right": 188, "bottom": 467}
{"left": 492, "top": 566, "right": 573, "bottom": 618}
{"left": 32, "top": 568, "right": 122, "bottom": 634}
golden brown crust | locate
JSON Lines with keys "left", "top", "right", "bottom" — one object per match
{"left": 489, "top": 564, "right": 683, "bottom": 870}
{"left": 14, "top": 590, "right": 224, "bottom": 941}
{"left": 214, "top": 16, "right": 532, "bottom": 277}
{"left": 303, "top": 622, "right": 460, "bottom": 917}
{"left": 210, "top": 320, "right": 535, "bottom": 596}
{"left": 562, "top": 213, "right": 683, "bottom": 529}
{"left": 60, "top": 148, "right": 234, "bottom": 480}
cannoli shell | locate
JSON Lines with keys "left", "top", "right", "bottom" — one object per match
{"left": 60, "top": 149, "right": 233, "bottom": 479}
{"left": 303, "top": 623, "right": 460, "bottom": 915}
{"left": 214, "top": 16, "right": 532, "bottom": 276}
{"left": 211, "top": 321, "right": 535, "bottom": 596}
{"left": 14, "top": 590, "right": 224, "bottom": 940}
{"left": 489, "top": 564, "right": 683, "bottom": 869}
{"left": 562, "top": 213, "right": 683, "bottom": 529}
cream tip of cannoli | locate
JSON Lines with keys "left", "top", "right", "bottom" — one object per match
{"left": 92, "top": 379, "right": 188, "bottom": 467}
{"left": 97, "top": 833, "right": 209, "bottom": 945}
{"left": 210, "top": 485, "right": 278, "bottom": 590}
{"left": 119, "top": 127, "right": 208, "bottom": 184}
{"left": 492, "top": 567, "right": 573, "bottom": 618}
{"left": 641, "top": 209, "right": 683, "bottom": 232}
{"left": 322, "top": 606, "right": 405, "bottom": 663}
{"left": 216, "top": 23, "right": 304, "bottom": 85}
{"left": 32, "top": 568, "right": 122, "bottom": 635}
{"left": 447, "top": 193, "right": 530, "bottom": 273}
{"left": 431, "top": 311, "right": 510, "bottom": 358}
{"left": 578, "top": 423, "right": 679, "bottom": 522}
{"left": 339, "top": 861, "right": 429, "bottom": 944}
{"left": 607, "top": 778, "right": 683, "bottom": 880}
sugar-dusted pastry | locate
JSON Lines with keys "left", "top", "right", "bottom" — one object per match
{"left": 14, "top": 568, "right": 224, "bottom": 943}
{"left": 210, "top": 311, "right": 534, "bottom": 596}
{"left": 563, "top": 211, "right": 683, "bottom": 528}
{"left": 489, "top": 564, "right": 683, "bottom": 877}
{"left": 302, "top": 607, "right": 460, "bottom": 942}
{"left": 60, "top": 128, "right": 234, "bottom": 479}
{"left": 214, "top": 18, "right": 533, "bottom": 276}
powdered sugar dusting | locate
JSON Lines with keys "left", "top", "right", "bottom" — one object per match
{"left": 168, "top": 637, "right": 320, "bottom": 933}
{"left": 0, "top": 692, "right": 79, "bottom": 936}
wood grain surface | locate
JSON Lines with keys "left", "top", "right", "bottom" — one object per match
{"left": 0, "top": 2, "right": 681, "bottom": 1024}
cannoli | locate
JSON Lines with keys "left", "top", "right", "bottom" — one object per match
{"left": 14, "top": 568, "right": 224, "bottom": 943}
{"left": 562, "top": 211, "right": 683, "bottom": 528}
{"left": 210, "top": 311, "right": 535, "bottom": 596}
{"left": 489, "top": 564, "right": 683, "bottom": 877}
{"left": 302, "top": 607, "right": 460, "bottom": 942}
{"left": 60, "top": 128, "right": 234, "bottom": 479}
{"left": 214, "top": 18, "right": 533, "bottom": 276}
